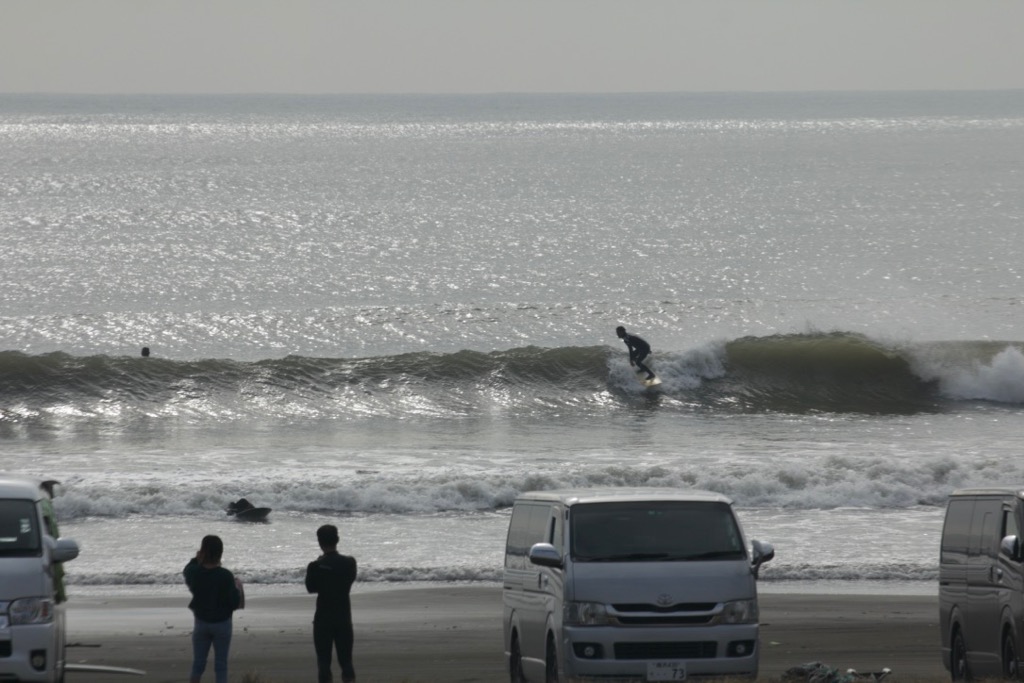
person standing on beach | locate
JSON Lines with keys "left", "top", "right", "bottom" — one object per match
{"left": 183, "top": 535, "right": 243, "bottom": 683}
{"left": 306, "top": 524, "right": 358, "bottom": 683}
{"left": 616, "top": 326, "right": 656, "bottom": 380}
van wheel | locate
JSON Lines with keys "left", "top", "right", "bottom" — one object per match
{"left": 952, "top": 630, "right": 969, "bottom": 681}
{"left": 510, "top": 634, "right": 525, "bottom": 683}
{"left": 545, "top": 635, "right": 559, "bottom": 683}
{"left": 1003, "top": 631, "right": 1020, "bottom": 680}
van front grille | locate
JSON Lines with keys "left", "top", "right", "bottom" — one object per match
{"left": 611, "top": 602, "right": 718, "bottom": 625}
{"left": 614, "top": 641, "right": 718, "bottom": 660}
{"left": 614, "top": 603, "right": 717, "bottom": 613}
{"left": 617, "top": 615, "right": 714, "bottom": 625}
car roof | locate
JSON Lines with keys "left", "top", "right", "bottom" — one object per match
{"left": 950, "top": 487, "right": 1024, "bottom": 500}
{"left": 0, "top": 474, "right": 58, "bottom": 501}
{"left": 515, "top": 487, "right": 733, "bottom": 506}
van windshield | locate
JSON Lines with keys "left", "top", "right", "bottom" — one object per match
{"left": 0, "top": 499, "right": 41, "bottom": 557}
{"left": 570, "top": 501, "right": 745, "bottom": 562}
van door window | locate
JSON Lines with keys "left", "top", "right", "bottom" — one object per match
{"left": 506, "top": 503, "right": 556, "bottom": 569}
{"left": 524, "top": 505, "right": 550, "bottom": 548}
{"left": 570, "top": 501, "right": 744, "bottom": 562}
{"left": 1001, "top": 508, "right": 1020, "bottom": 562}
{"left": 505, "top": 503, "right": 532, "bottom": 570}
{"left": 1004, "top": 509, "right": 1020, "bottom": 540}
{"left": 980, "top": 512, "right": 999, "bottom": 559}
{"left": 970, "top": 499, "right": 1003, "bottom": 559}
{"left": 0, "top": 499, "right": 42, "bottom": 557}
{"left": 941, "top": 499, "right": 973, "bottom": 564}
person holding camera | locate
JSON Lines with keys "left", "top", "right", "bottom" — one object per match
{"left": 183, "top": 535, "right": 243, "bottom": 683}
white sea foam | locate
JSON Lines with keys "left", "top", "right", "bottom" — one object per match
{"left": 938, "top": 346, "right": 1024, "bottom": 403}
{"left": 46, "top": 449, "right": 1022, "bottom": 522}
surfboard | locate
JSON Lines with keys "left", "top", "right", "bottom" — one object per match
{"left": 234, "top": 507, "right": 271, "bottom": 522}
{"left": 635, "top": 368, "right": 662, "bottom": 387}
{"left": 65, "top": 663, "right": 146, "bottom": 676}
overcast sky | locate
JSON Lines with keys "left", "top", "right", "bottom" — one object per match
{"left": 4, "top": 0, "right": 1023, "bottom": 94}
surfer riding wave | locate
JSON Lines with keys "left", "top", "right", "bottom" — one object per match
{"left": 616, "top": 326, "right": 655, "bottom": 381}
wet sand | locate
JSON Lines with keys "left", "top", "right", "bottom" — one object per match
{"left": 63, "top": 586, "right": 945, "bottom": 682}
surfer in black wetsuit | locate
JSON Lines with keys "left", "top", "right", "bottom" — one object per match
{"left": 226, "top": 499, "right": 254, "bottom": 515}
{"left": 616, "top": 326, "right": 655, "bottom": 380}
{"left": 306, "top": 524, "right": 357, "bottom": 683}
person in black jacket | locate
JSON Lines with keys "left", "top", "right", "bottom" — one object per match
{"left": 183, "top": 535, "right": 242, "bottom": 683}
{"left": 616, "top": 326, "right": 656, "bottom": 380}
{"left": 305, "top": 524, "right": 358, "bottom": 683}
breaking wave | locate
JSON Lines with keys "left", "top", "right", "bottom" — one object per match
{"left": 3, "top": 333, "right": 1023, "bottom": 428}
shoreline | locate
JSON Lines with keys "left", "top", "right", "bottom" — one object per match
{"left": 64, "top": 585, "right": 946, "bottom": 682}
{"left": 66, "top": 577, "right": 941, "bottom": 598}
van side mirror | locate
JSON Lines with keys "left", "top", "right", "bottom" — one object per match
{"left": 528, "top": 542, "right": 563, "bottom": 569}
{"left": 1001, "top": 535, "right": 1020, "bottom": 561}
{"left": 49, "top": 537, "right": 80, "bottom": 564}
{"left": 750, "top": 540, "right": 775, "bottom": 578}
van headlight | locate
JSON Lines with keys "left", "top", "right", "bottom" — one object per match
{"left": 9, "top": 598, "right": 54, "bottom": 625}
{"left": 720, "top": 599, "right": 758, "bottom": 624}
{"left": 565, "top": 601, "right": 613, "bottom": 626}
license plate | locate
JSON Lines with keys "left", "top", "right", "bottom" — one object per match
{"left": 647, "top": 660, "right": 686, "bottom": 681}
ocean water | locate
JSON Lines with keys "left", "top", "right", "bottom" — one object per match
{"left": 2, "top": 91, "right": 1024, "bottom": 594}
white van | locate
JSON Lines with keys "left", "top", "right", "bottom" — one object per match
{"left": 939, "top": 487, "right": 1024, "bottom": 681}
{"left": 502, "top": 488, "right": 774, "bottom": 682}
{"left": 0, "top": 475, "right": 80, "bottom": 683}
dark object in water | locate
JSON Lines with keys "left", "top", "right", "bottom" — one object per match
{"left": 226, "top": 498, "right": 271, "bottom": 521}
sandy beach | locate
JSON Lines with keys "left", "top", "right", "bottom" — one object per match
{"left": 62, "top": 586, "right": 946, "bottom": 682}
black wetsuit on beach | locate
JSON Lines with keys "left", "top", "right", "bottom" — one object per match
{"left": 306, "top": 550, "right": 358, "bottom": 683}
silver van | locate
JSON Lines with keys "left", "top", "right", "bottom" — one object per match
{"left": 939, "top": 487, "right": 1024, "bottom": 680}
{"left": 502, "top": 488, "right": 774, "bottom": 682}
{"left": 0, "top": 475, "right": 80, "bottom": 683}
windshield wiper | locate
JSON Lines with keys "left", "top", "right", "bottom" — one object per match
{"left": 681, "top": 550, "right": 745, "bottom": 560}
{"left": 580, "top": 553, "right": 671, "bottom": 562}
